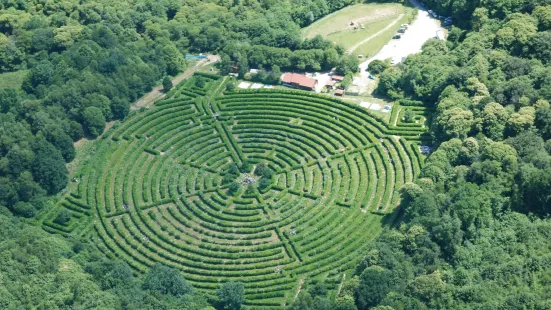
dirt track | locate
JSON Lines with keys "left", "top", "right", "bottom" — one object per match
{"left": 347, "top": 13, "right": 404, "bottom": 53}
{"left": 131, "top": 55, "right": 220, "bottom": 110}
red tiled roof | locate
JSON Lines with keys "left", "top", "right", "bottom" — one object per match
{"left": 282, "top": 73, "right": 317, "bottom": 89}
{"left": 332, "top": 75, "right": 344, "bottom": 81}
{"left": 335, "top": 89, "right": 344, "bottom": 96}
{"left": 326, "top": 80, "right": 336, "bottom": 86}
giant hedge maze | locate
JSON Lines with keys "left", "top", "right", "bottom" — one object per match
{"left": 41, "top": 73, "right": 431, "bottom": 308}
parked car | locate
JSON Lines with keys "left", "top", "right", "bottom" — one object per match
{"left": 368, "top": 74, "right": 375, "bottom": 80}
{"left": 401, "top": 24, "right": 409, "bottom": 28}
{"left": 398, "top": 28, "right": 406, "bottom": 33}
{"left": 392, "top": 34, "right": 401, "bottom": 39}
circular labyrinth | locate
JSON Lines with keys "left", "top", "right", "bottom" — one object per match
{"left": 48, "top": 75, "right": 426, "bottom": 308}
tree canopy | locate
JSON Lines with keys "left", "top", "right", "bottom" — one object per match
{"left": 352, "top": 0, "right": 551, "bottom": 308}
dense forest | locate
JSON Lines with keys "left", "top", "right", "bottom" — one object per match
{"left": 3, "top": 0, "right": 551, "bottom": 309}
{"left": 0, "top": 207, "right": 216, "bottom": 309}
{"left": 342, "top": 0, "right": 551, "bottom": 309}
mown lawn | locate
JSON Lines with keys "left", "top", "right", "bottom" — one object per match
{"left": 301, "top": 3, "right": 412, "bottom": 57}
{"left": 326, "top": 16, "right": 399, "bottom": 52}
{"left": 302, "top": 3, "right": 404, "bottom": 39}
{"left": 354, "top": 7, "right": 417, "bottom": 58}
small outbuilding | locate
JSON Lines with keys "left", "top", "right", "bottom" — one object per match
{"left": 325, "top": 80, "right": 337, "bottom": 89}
{"left": 332, "top": 75, "right": 344, "bottom": 82}
{"left": 335, "top": 89, "right": 344, "bottom": 96}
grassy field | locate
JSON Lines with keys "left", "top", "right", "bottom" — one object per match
{"left": 0, "top": 70, "right": 28, "bottom": 89}
{"left": 302, "top": 3, "right": 404, "bottom": 38}
{"left": 301, "top": 3, "right": 416, "bottom": 57}
{"left": 327, "top": 16, "right": 398, "bottom": 52}
{"left": 354, "top": 7, "right": 417, "bottom": 58}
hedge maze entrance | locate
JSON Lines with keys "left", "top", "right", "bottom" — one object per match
{"left": 41, "top": 74, "right": 430, "bottom": 308}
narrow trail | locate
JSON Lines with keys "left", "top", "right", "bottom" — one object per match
{"left": 211, "top": 75, "right": 228, "bottom": 97}
{"left": 131, "top": 55, "right": 220, "bottom": 110}
{"left": 337, "top": 273, "right": 347, "bottom": 296}
{"left": 393, "top": 107, "right": 401, "bottom": 126}
{"left": 348, "top": 13, "right": 404, "bottom": 53}
{"left": 294, "top": 279, "right": 305, "bottom": 300}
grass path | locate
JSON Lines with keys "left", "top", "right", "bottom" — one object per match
{"left": 347, "top": 13, "right": 404, "bottom": 53}
{"left": 337, "top": 273, "right": 347, "bottom": 296}
{"left": 294, "top": 279, "right": 305, "bottom": 301}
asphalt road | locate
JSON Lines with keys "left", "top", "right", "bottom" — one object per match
{"left": 357, "top": 0, "right": 445, "bottom": 92}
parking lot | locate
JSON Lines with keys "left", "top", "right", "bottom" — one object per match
{"left": 357, "top": 0, "right": 446, "bottom": 93}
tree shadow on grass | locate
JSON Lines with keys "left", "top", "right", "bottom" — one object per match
{"left": 372, "top": 201, "right": 406, "bottom": 229}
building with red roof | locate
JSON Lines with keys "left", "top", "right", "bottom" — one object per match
{"left": 281, "top": 73, "right": 317, "bottom": 90}
{"left": 331, "top": 75, "right": 344, "bottom": 82}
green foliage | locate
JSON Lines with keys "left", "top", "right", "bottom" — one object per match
{"left": 368, "top": 60, "right": 389, "bottom": 75}
{"left": 258, "top": 177, "right": 272, "bottom": 190}
{"left": 162, "top": 77, "right": 173, "bottom": 92}
{"left": 309, "top": 282, "right": 328, "bottom": 298}
{"left": 336, "top": 55, "right": 360, "bottom": 76}
{"left": 254, "top": 163, "right": 266, "bottom": 176}
{"left": 82, "top": 106, "right": 106, "bottom": 138}
{"left": 403, "top": 109, "right": 416, "bottom": 123}
{"left": 195, "top": 76, "right": 206, "bottom": 88}
{"left": 245, "top": 184, "right": 255, "bottom": 195}
{"left": 0, "top": 211, "right": 210, "bottom": 309}
{"left": 356, "top": 267, "right": 402, "bottom": 309}
{"left": 43, "top": 85, "right": 425, "bottom": 306}
{"left": 287, "top": 291, "right": 337, "bottom": 310}
{"left": 226, "top": 82, "right": 236, "bottom": 92}
{"left": 340, "top": 74, "right": 353, "bottom": 89}
{"left": 0, "top": 0, "right": 356, "bottom": 220}
{"left": 143, "top": 264, "right": 193, "bottom": 297}
{"left": 375, "top": 67, "right": 403, "bottom": 99}
{"left": 85, "top": 261, "right": 133, "bottom": 290}
{"left": 54, "top": 208, "right": 71, "bottom": 225}
{"left": 32, "top": 136, "right": 68, "bottom": 194}
{"left": 216, "top": 282, "right": 244, "bottom": 310}
{"left": 352, "top": 2, "right": 551, "bottom": 309}
{"left": 239, "top": 160, "right": 254, "bottom": 173}
{"left": 228, "top": 182, "right": 240, "bottom": 196}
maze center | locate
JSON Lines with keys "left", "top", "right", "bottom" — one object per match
{"left": 49, "top": 75, "right": 427, "bottom": 307}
